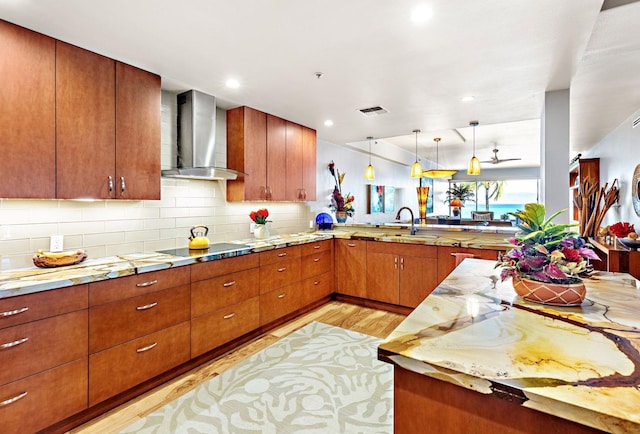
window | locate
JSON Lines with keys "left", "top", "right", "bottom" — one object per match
{"left": 448, "top": 179, "right": 540, "bottom": 220}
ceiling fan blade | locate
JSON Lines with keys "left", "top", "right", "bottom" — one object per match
{"left": 497, "top": 157, "right": 522, "bottom": 163}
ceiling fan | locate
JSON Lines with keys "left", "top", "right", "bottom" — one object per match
{"left": 481, "top": 144, "right": 522, "bottom": 165}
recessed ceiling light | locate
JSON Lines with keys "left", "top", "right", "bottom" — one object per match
{"left": 461, "top": 96, "right": 475, "bottom": 102}
{"left": 225, "top": 78, "right": 240, "bottom": 89}
{"left": 411, "top": 4, "right": 433, "bottom": 24}
{"left": 324, "top": 120, "right": 334, "bottom": 127}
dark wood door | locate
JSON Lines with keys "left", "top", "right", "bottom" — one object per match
{"left": 285, "top": 121, "right": 303, "bottom": 200}
{"left": 266, "top": 114, "right": 287, "bottom": 200}
{"left": 301, "top": 126, "right": 317, "bottom": 201}
{"left": 56, "top": 41, "right": 115, "bottom": 199}
{"left": 115, "top": 62, "right": 161, "bottom": 199}
{"left": 0, "top": 21, "right": 55, "bottom": 198}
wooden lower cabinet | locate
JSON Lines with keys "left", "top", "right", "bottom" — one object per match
{"left": 191, "top": 297, "right": 260, "bottom": 357}
{"left": 0, "top": 359, "right": 88, "bottom": 434}
{"left": 89, "top": 321, "right": 191, "bottom": 405}
{"left": 259, "top": 257, "right": 301, "bottom": 294}
{"left": 335, "top": 239, "right": 367, "bottom": 298}
{"left": 260, "top": 284, "right": 303, "bottom": 326}
{"left": 437, "top": 246, "right": 501, "bottom": 284}
{"left": 301, "top": 272, "right": 332, "bottom": 306}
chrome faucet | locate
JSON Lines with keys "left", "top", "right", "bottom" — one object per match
{"left": 395, "top": 206, "right": 416, "bottom": 235}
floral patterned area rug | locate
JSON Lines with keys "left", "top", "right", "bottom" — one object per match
{"left": 120, "top": 322, "right": 393, "bottom": 434}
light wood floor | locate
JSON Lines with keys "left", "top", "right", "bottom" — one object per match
{"left": 69, "top": 301, "right": 406, "bottom": 433}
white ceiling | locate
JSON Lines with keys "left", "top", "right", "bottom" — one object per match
{"left": 2, "top": 0, "right": 639, "bottom": 170}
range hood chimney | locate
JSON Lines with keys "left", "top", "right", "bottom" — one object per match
{"left": 161, "top": 90, "right": 241, "bottom": 180}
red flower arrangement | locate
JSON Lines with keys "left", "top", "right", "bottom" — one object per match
{"left": 609, "top": 221, "right": 636, "bottom": 238}
{"left": 328, "top": 161, "right": 355, "bottom": 217}
{"left": 249, "top": 208, "right": 270, "bottom": 224}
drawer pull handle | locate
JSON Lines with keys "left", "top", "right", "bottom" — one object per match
{"left": 136, "top": 342, "right": 158, "bottom": 353}
{"left": 347, "top": 243, "right": 356, "bottom": 247}
{"left": 277, "top": 252, "right": 287, "bottom": 257}
{"left": 1, "top": 307, "right": 28, "bottom": 317}
{"left": 136, "top": 302, "right": 158, "bottom": 311}
{"left": 0, "top": 391, "right": 27, "bottom": 407}
{"left": 1, "top": 337, "right": 28, "bottom": 349}
{"left": 313, "top": 245, "right": 321, "bottom": 249}
{"left": 223, "top": 313, "right": 236, "bottom": 319}
{"left": 313, "top": 258, "right": 320, "bottom": 262}
{"left": 278, "top": 293, "right": 286, "bottom": 299}
{"left": 136, "top": 279, "right": 158, "bottom": 288}
{"left": 314, "top": 280, "right": 320, "bottom": 285}
{"left": 277, "top": 267, "right": 287, "bottom": 272}
{"left": 223, "top": 281, "right": 236, "bottom": 288}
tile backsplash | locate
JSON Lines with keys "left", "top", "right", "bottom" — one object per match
{"left": 0, "top": 179, "right": 312, "bottom": 270}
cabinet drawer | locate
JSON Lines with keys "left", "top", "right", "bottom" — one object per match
{"left": 89, "top": 321, "right": 190, "bottom": 405}
{"left": 259, "top": 245, "right": 301, "bottom": 265}
{"left": 259, "top": 258, "right": 301, "bottom": 294}
{"left": 89, "top": 266, "right": 190, "bottom": 306}
{"left": 0, "top": 285, "right": 87, "bottom": 330}
{"left": 301, "top": 272, "right": 333, "bottom": 306}
{"left": 259, "top": 285, "right": 302, "bottom": 326}
{"left": 0, "top": 359, "right": 88, "bottom": 434}
{"left": 301, "top": 250, "right": 332, "bottom": 279}
{"left": 299, "top": 239, "right": 332, "bottom": 256}
{"left": 191, "top": 254, "right": 259, "bottom": 282}
{"left": 0, "top": 310, "right": 87, "bottom": 386}
{"left": 367, "top": 241, "right": 437, "bottom": 258}
{"left": 191, "top": 297, "right": 259, "bottom": 357}
{"left": 89, "top": 284, "right": 190, "bottom": 353}
{"left": 192, "top": 268, "right": 259, "bottom": 318}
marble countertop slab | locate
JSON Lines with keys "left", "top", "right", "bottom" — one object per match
{"left": 378, "top": 258, "right": 640, "bottom": 433}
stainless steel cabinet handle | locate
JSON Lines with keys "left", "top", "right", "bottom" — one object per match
{"left": 136, "top": 302, "right": 158, "bottom": 311}
{"left": 1, "top": 337, "right": 28, "bottom": 349}
{"left": 277, "top": 293, "right": 286, "bottom": 299}
{"left": 313, "top": 280, "right": 320, "bottom": 285}
{"left": 400, "top": 257, "right": 404, "bottom": 270}
{"left": 394, "top": 256, "right": 398, "bottom": 269}
{"left": 223, "top": 313, "right": 236, "bottom": 319}
{"left": 277, "top": 252, "right": 287, "bottom": 257}
{"left": 277, "top": 267, "right": 287, "bottom": 272}
{"left": 313, "top": 258, "right": 320, "bottom": 262}
{"left": 347, "top": 243, "right": 356, "bottom": 247}
{"left": 136, "top": 342, "right": 158, "bottom": 353}
{"left": 313, "top": 245, "right": 321, "bottom": 249}
{"left": 1, "top": 307, "right": 28, "bottom": 317}
{"left": 120, "top": 176, "right": 126, "bottom": 194}
{"left": 136, "top": 279, "right": 158, "bottom": 287}
{"left": 0, "top": 391, "right": 27, "bottom": 407}
{"left": 223, "top": 281, "right": 236, "bottom": 287}
{"left": 108, "top": 176, "right": 113, "bottom": 193}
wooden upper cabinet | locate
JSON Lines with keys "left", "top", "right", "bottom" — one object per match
{"left": 56, "top": 41, "right": 116, "bottom": 199}
{"left": 285, "top": 121, "right": 303, "bottom": 200}
{"left": 227, "top": 106, "right": 268, "bottom": 201}
{"left": 267, "top": 114, "right": 287, "bottom": 200}
{"left": 0, "top": 20, "right": 56, "bottom": 198}
{"left": 227, "top": 106, "right": 317, "bottom": 202}
{"left": 115, "top": 62, "right": 161, "bottom": 199}
{"left": 302, "top": 126, "right": 317, "bottom": 201}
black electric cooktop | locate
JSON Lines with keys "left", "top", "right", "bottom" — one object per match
{"left": 157, "top": 243, "right": 251, "bottom": 257}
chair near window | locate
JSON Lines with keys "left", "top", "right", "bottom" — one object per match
{"left": 472, "top": 211, "right": 494, "bottom": 221}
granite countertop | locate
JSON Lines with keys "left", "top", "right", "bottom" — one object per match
{"left": 0, "top": 226, "right": 513, "bottom": 300}
{"left": 378, "top": 258, "right": 640, "bottom": 433}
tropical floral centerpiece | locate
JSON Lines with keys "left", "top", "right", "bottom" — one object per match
{"left": 328, "top": 161, "right": 354, "bottom": 219}
{"left": 497, "top": 203, "right": 599, "bottom": 305}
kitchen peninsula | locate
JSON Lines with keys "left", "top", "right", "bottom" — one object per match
{"left": 379, "top": 258, "right": 640, "bottom": 433}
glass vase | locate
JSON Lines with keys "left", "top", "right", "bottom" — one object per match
{"left": 254, "top": 223, "right": 270, "bottom": 239}
{"left": 416, "top": 186, "right": 429, "bottom": 223}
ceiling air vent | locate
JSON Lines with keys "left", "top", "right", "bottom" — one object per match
{"left": 633, "top": 115, "right": 640, "bottom": 128}
{"left": 359, "top": 106, "right": 389, "bottom": 116}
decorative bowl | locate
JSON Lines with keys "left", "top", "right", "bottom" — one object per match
{"left": 618, "top": 238, "right": 640, "bottom": 250}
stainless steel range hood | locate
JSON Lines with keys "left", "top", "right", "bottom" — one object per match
{"left": 161, "top": 90, "right": 241, "bottom": 180}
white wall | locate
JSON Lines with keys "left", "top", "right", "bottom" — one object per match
{"left": 582, "top": 108, "right": 640, "bottom": 227}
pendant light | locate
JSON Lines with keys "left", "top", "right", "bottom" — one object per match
{"left": 364, "top": 136, "right": 375, "bottom": 180}
{"left": 422, "top": 137, "right": 458, "bottom": 178}
{"left": 467, "top": 120, "right": 481, "bottom": 175}
{"left": 410, "top": 129, "right": 423, "bottom": 178}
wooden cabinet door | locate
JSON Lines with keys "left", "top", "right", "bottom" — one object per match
{"left": 115, "top": 62, "right": 161, "bottom": 199}
{"left": 266, "top": 114, "right": 287, "bottom": 200}
{"left": 285, "top": 121, "right": 303, "bottom": 200}
{"left": 400, "top": 256, "right": 438, "bottom": 308}
{"left": 0, "top": 21, "right": 55, "bottom": 198}
{"left": 437, "top": 247, "right": 499, "bottom": 284}
{"left": 366, "top": 250, "right": 399, "bottom": 304}
{"left": 301, "top": 126, "right": 317, "bottom": 201}
{"left": 335, "top": 239, "right": 367, "bottom": 298}
{"left": 227, "top": 106, "right": 267, "bottom": 201}
{"left": 56, "top": 41, "right": 115, "bottom": 199}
